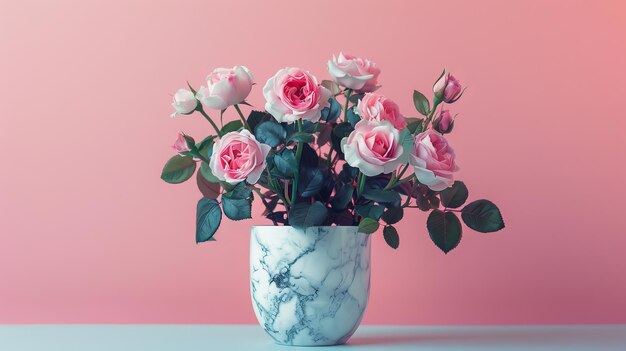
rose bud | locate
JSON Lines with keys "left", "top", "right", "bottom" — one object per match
{"left": 327, "top": 53, "right": 381, "bottom": 93}
{"left": 209, "top": 130, "right": 271, "bottom": 185}
{"left": 171, "top": 132, "right": 192, "bottom": 154}
{"left": 355, "top": 93, "right": 407, "bottom": 130}
{"left": 170, "top": 89, "right": 198, "bottom": 118}
{"left": 263, "top": 67, "right": 330, "bottom": 123}
{"left": 341, "top": 120, "right": 407, "bottom": 177}
{"left": 433, "top": 71, "right": 463, "bottom": 103}
{"left": 432, "top": 109, "right": 455, "bottom": 134}
{"left": 196, "top": 66, "right": 254, "bottom": 110}
{"left": 410, "top": 130, "right": 459, "bottom": 191}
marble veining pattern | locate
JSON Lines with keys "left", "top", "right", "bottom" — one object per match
{"left": 250, "top": 226, "right": 371, "bottom": 346}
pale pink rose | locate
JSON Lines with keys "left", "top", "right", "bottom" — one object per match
{"left": 355, "top": 93, "right": 407, "bottom": 130}
{"left": 433, "top": 71, "right": 463, "bottom": 103}
{"left": 263, "top": 67, "right": 331, "bottom": 123}
{"left": 209, "top": 129, "right": 271, "bottom": 185}
{"left": 196, "top": 66, "right": 253, "bottom": 110}
{"left": 341, "top": 120, "right": 407, "bottom": 177}
{"left": 327, "top": 52, "right": 380, "bottom": 93}
{"left": 410, "top": 130, "right": 459, "bottom": 191}
{"left": 433, "top": 109, "right": 455, "bottom": 134}
{"left": 170, "top": 89, "right": 197, "bottom": 118}
{"left": 171, "top": 132, "right": 191, "bottom": 154}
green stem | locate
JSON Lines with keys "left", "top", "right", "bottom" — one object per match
{"left": 344, "top": 89, "right": 352, "bottom": 121}
{"left": 233, "top": 104, "right": 251, "bottom": 131}
{"left": 197, "top": 107, "right": 221, "bottom": 136}
{"left": 265, "top": 169, "right": 289, "bottom": 208}
{"left": 291, "top": 119, "right": 304, "bottom": 204}
{"left": 357, "top": 172, "right": 366, "bottom": 198}
{"left": 383, "top": 171, "right": 398, "bottom": 191}
{"left": 326, "top": 149, "right": 333, "bottom": 169}
{"left": 402, "top": 181, "right": 420, "bottom": 208}
{"left": 422, "top": 97, "right": 442, "bottom": 131}
{"left": 396, "top": 164, "right": 410, "bottom": 180}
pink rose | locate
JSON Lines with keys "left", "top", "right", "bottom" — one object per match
{"left": 196, "top": 66, "right": 253, "bottom": 110}
{"left": 432, "top": 109, "right": 455, "bottom": 134}
{"left": 433, "top": 71, "right": 463, "bottom": 103}
{"left": 263, "top": 67, "right": 331, "bottom": 123}
{"left": 410, "top": 130, "right": 459, "bottom": 191}
{"left": 327, "top": 52, "right": 380, "bottom": 93}
{"left": 355, "top": 93, "right": 407, "bottom": 130}
{"left": 341, "top": 120, "right": 407, "bottom": 177}
{"left": 171, "top": 132, "right": 192, "bottom": 154}
{"left": 209, "top": 129, "right": 271, "bottom": 185}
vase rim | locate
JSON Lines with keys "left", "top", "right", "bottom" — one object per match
{"left": 251, "top": 225, "right": 358, "bottom": 228}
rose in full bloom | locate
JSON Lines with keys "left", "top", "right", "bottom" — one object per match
{"left": 327, "top": 52, "right": 380, "bottom": 93}
{"left": 433, "top": 71, "right": 463, "bottom": 103}
{"left": 263, "top": 67, "right": 331, "bottom": 123}
{"left": 170, "top": 89, "right": 198, "bottom": 118}
{"left": 432, "top": 109, "right": 455, "bottom": 134}
{"left": 209, "top": 129, "right": 271, "bottom": 185}
{"left": 410, "top": 130, "right": 459, "bottom": 191}
{"left": 341, "top": 120, "right": 406, "bottom": 177}
{"left": 355, "top": 93, "right": 407, "bottom": 130}
{"left": 171, "top": 132, "right": 191, "bottom": 154}
{"left": 196, "top": 66, "right": 253, "bottom": 110}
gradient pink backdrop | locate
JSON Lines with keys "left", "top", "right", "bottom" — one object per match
{"left": 1, "top": 0, "right": 625, "bottom": 325}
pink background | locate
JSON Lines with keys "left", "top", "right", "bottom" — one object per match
{"left": 1, "top": 0, "right": 625, "bottom": 325}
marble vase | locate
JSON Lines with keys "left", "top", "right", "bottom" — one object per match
{"left": 250, "top": 226, "right": 371, "bottom": 346}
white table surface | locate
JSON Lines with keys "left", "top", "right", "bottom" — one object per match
{"left": 1, "top": 325, "right": 624, "bottom": 350}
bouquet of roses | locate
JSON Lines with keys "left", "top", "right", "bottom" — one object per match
{"left": 162, "top": 53, "right": 504, "bottom": 253}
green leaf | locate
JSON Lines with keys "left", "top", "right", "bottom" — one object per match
{"left": 461, "top": 200, "right": 505, "bottom": 233}
{"left": 196, "top": 136, "right": 215, "bottom": 154}
{"left": 383, "top": 225, "right": 400, "bottom": 249}
{"left": 413, "top": 90, "right": 430, "bottom": 116}
{"left": 221, "top": 120, "right": 243, "bottom": 134}
{"left": 196, "top": 170, "right": 221, "bottom": 199}
{"left": 222, "top": 182, "right": 252, "bottom": 200}
{"left": 320, "top": 98, "right": 341, "bottom": 123}
{"left": 382, "top": 207, "right": 404, "bottom": 225}
{"left": 406, "top": 118, "right": 424, "bottom": 134}
{"left": 331, "top": 184, "right": 354, "bottom": 210}
{"left": 199, "top": 162, "right": 220, "bottom": 183}
{"left": 358, "top": 217, "right": 380, "bottom": 234}
{"left": 273, "top": 149, "right": 297, "bottom": 178}
{"left": 247, "top": 110, "right": 272, "bottom": 132}
{"left": 161, "top": 155, "right": 197, "bottom": 184}
{"left": 222, "top": 197, "right": 252, "bottom": 221}
{"left": 316, "top": 123, "right": 333, "bottom": 147}
{"left": 298, "top": 168, "right": 324, "bottom": 197}
{"left": 346, "top": 107, "right": 360, "bottom": 127}
{"left": 331, "top": 122, "right": 354, "bottom": 157}
{"left": 427, "top": 210, "right": 462, "bottom": 253}
{"left": 440, "top": 181, "right": 469, "bottom": 209}
{"left": 255, "top": 120, "right": 286, "bottom": 147}
{"left": 196, "top": 198, "right": 222, "bottom": 242}
{"left": 399, "top": 128, "right": 414, "bottom": 154}
{"left": 348, "top": 93, "right": 365, "bottom": 104}
{"left": 287, "top": 132, "right": 315, "bottom": 144}
{"left": 321, "top": 80, "right": 341, "bottom": 96}
{"left": 288, "top": 201, "right": 328, "bottom": 229}
{"left": 355, "top": 203, "right": 384, "bottom": 220}
{"left": 362, "top": 188, "right": 401, "bottom": 204}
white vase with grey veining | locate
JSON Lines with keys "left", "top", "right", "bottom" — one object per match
{"left": 250, "top": 226, "right": 371, "bottom": 346}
